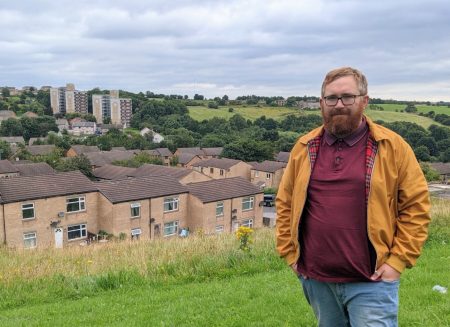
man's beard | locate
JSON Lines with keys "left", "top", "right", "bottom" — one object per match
{"left": 322, "top": 107, "right": 363, "bottom": 138}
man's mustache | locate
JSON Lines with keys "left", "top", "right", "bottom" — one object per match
{"left": 329, "top": 109, "right": 351, "bottom": 116}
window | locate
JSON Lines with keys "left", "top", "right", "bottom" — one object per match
{"left": 242, "top": 196, "right": 254, "bottom": 211}
{"left": 266, "top": 173, "right": 271, "bottom": 179}
{"left": 66, "top": 196, "right": 86, "bottom": 213}
{"left": 216, "top": 225, "right": 224, "bottom": 234}
{"left": 164, "top": 221, "right": 179, "bottom": 236}
{"left": 23, "top": 232, "right": 37, "bottom": 248}
{"left": 216, "top": 201, "right": 224, "bottom": 217}
{"left": 220, "top": 169, "right": 224, "bottom": 176}
{"left": 68, "top": 223, "right": 87, "bottom": 240}
{"left": 255, "top": 171, "right": 259, "bottom": 177}
{"left": 210, "top": 167, "right": 214, "bottom": 174}
{"left": 131, "top": 228, "right": 141, "bottom": 240}
{"left": 241, "top": 219, "right": 254, "bottom": 228}
{"left": 22, "top": 203, "right": 35, "bottom": 220}
{"left": 130, "top": 202, "right": 141, "bottom": 218}
{"left": 164, "top": 197, "right": 179, "bottom": 212}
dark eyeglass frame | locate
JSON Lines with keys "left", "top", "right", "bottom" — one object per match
{"left": 323, "top": 94, "right": 364, "bottom": 106}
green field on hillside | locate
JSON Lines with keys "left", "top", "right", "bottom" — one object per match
{"left": 0, "top": 199, "right": 448, "bottom": 326}
{"left": 188, "top": 105, "right": 442, "bottom": 129}
{"left": 376, "top": 103, "right": 450, "bottom": 115}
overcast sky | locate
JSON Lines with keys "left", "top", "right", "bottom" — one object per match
{"left": 1, "top": 0, "right": 450, "bottom": 101}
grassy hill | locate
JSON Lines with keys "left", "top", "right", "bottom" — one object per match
{"left": 0, "top": 198, "right": 448, "bottom": 326}
{"left": 188, "top": 105, "right": 443, "bottom": 129}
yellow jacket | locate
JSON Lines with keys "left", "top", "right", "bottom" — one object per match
{"left": 276, "top": 116, "right": 431, "bottom": 273}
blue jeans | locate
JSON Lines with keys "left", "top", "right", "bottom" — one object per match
{"left": 299, "top": 276, "right": 399, "bottom": 327}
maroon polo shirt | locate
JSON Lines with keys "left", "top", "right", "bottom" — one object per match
{"left": 297, "top": 119, "right": 376, "bottom": 282}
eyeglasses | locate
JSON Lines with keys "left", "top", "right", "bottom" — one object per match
{"left": 323, "top": 94, "right": 364, "bottom": 106}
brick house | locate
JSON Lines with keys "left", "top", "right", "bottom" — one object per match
{"left": 191, "top": 158, "right": 252, "bottom": 180}
{"left": 0, "top": 171, "right": 98, "bottom": 249}
{"left": 176, "top": 153, "right": 203, "bottom": 168}
{"left": 96, "top": 176, "right": 190, "bottom": 240}
{"left": 250, "top": 160, "right": 287, "bottom": 189}
{"left": 66, "top": 145, "right": 100, "bottom": 157}
{"left": 0, "top": 160, "right": 19, "bottom": 178}
{"left": 274, "top": 151, "right": 290, "bottom": 163}
{"left": 186, "top": 177, "right": 264, "bottom": 234}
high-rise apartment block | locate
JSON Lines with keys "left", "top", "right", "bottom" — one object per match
{"left": 50, "top": 83, "right": 88, "bottom": 115}
{"left": 92, "top": 90, "right": 132, "bottom": 127}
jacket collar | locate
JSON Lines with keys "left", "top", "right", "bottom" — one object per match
{"left": 299, "top": 115, "right": 389, "bottom": 145}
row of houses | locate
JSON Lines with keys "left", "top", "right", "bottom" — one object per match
{"left": 0, "top": 166, "right": 264, "bottom": 249}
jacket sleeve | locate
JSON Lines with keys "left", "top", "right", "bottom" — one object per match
{"left": 385, "top": 142, "right": 431, "bottom": 273}
{"left": 275, "top": 153, "right": 297, "bottom": 266}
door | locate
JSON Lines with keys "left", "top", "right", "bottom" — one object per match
{"left": 54, "top": 227, "right": 63, "bottom": 248}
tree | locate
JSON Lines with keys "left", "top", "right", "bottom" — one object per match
{"left": 193, "top": 94, "right": 204, "bottom": 100}
{"left": 416, "top": 137, "right": 439, "bottom": 157}
{"left": 1, "top": 88, "right": 10, "bottom": 98}
{"left": 56, "top": 154, "right": 93, "bottom": 178}
{"left": 103, "top": 117, "right": 112, "bottom": 124}
{"left": 222, "top": 138, "right": 274, "bottom": 162}
{"left": 0, "top": 118, "right": 23, "bottom": 136}
{"left": 229, "top": 114, "right": 247, "bottom": 130}
{"left": 0, "top": 140, "right": 12, "bottom": 159}
{"left": 428, "top": 124, "right": 449, "bottom": 142}
{"left": 414, "top": 146, "right": 431, "bottom": 161}
{"left": 404, "top": 103, "right": 417, "bottom": 113}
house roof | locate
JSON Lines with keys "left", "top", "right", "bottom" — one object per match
{"left": 93, "top": 164, "right": 136, "bottom": 180}
{"left": 187, "top": 177, "right": 263, "bottom": 203}
{"left": 0, "top": 171, "right": 97, "bottom": 204}
{"left": 250, "top": 160, "right": 287, "bottom": 173}
{"left": 192, "top": 157, "right": 242, "bottom": 170}
{"left": 0, "top": 111, "right": 16, "bottom": 118}
{"left": 70, "top": 145, "right": 101, "bottom": 155}
{"left": 177, "top": 153, "right": 200, "bottom": 165}
{"left": 176, "top": 147, "right": 204, "bottom": 156}
{"left": 129, "top": 164, "right": 192, "bottom": 179}
{"left": 0, "top": 160, "right": 19, "bottom": 174}
{"left": 14, "top": 162, "right": 56, "bottom": 176}
{"left": 275, "top": 151, "right": 290, "bottom": 163}
{"left": 85, "top": 150, "right": 136, "bottom": 167}
{"left": 72, "top": 121, "right": 96, "bottom": 128}
{"left": 23, "top": 111, "right": 38, "bottom": 118}
{"left": 26, "top": 145, "right": 56, "bottom": 156}
{"left": 202, "top": 147, "right": 223, "bottom": 156}
{"left": 155, "top": 148, "right": 173, "bottom": 157}
{"left": 429, "top": 162, "right": 450, "bottom": 175}
{"left": 0, "top": 136, "right": 25, "bottom": 144}
{"left": 96, "top": 176, "right": 188, "bottom": 204}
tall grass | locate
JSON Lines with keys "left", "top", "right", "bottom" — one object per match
{"left": 0, "top": 198, "right": 448, "bottom": 313}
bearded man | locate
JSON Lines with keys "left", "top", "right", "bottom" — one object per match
{"left": 276, "top": 67, "right": 430, "bottom": 326}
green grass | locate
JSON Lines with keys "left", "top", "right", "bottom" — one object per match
{"left": 375, "top": 103, "right": 450, "bottom": 115}
{"left": 0, "top": 199, "right": 448, "bottom": 326}
{"left": 188, "top": 105, "right": 299, "bottom": 121}
{"left": 188, "top": 105, "right": 442, "bottom": 129}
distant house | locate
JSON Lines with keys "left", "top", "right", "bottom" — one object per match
{"left": 13, "top": 162, "right": 56, "bottom": 177}
{"left": 140, "top": 148, "right": 173, "bottom": 166}
{"left": 140, "top": 127, "right": 151, "bottom": 136}
{"left": 274, "top": 151, "right": 290, "bottom": 163}
{"left": 69, "top": 121, "right": 97, "bottom": 136}
{"left": 93, "top": 164, "right": 137, "bottom": 181}
{"left": 26, "top": 145, "right": 57, "bottom": 156}
{"left": 174, "top": 147, "right": 223, "bottom": 160}
{"left": 176, "top": 153, "right": 203, "bottom": 168}
{"left": 56, "top": 119, "right": 69, "bottom": 132}
{"left": 96, "top": 176, "right": 190, "bottom": 239}
{"left": 97, "top": 124, "right": 124, "bottom": 135}
{"left": 0, "top": 160, "right": 19, "bottom": 178}
{"left": 0, "top": 111, "right": 17, "bottom": 122}
{"left": 22, "top": 111, "right": 38, "bottom": 118}
{"left": 84, "top": 150, "right": 137, "bottom": 169}
{"left": 250, "top": 160, "right": 287, "bottom": 189}
{"left": 28, "top": 137, "right": 48, "bottom": 145}
{"left": 139, "top": 128, "right": 164, "bottom": 143}
{"left": 66, "top": 145, "right": 100, "bottom": 157}
{"left": 129, "top": 164, "right": 211, "bottom": 185}
{"left": 0, "top": 171, "right": 98, "bottom": 249}
{"left": 192, "top": 158, "right": 252, "bottom": 180}
{"left": 429, "top": 162, "right": 450, "bottom": 184}
{"left": 0, "top": 136, "right": 25, "bottom": 146}
{"left": 186, "top": 177, "right": 264, "bottom": 234}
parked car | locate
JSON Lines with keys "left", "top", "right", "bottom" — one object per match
{"left": 263, "top": 194, "right": 275, "bottom": 207}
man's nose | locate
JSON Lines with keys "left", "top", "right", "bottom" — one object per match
{"left": 335, "top": 98, "right": 345, "bottom": 107}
